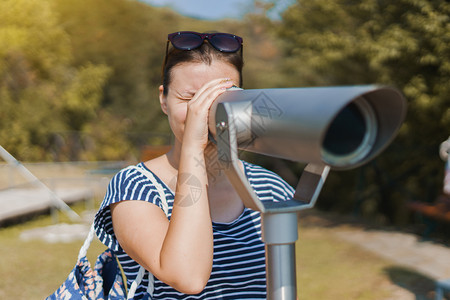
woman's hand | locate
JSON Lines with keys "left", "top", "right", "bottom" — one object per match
{"left": 182, "top": 78, "right": 234, "bottom": 149}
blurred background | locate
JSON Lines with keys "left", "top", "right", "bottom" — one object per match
{"left": 1, "top": 0, "right": 449, "bottom": 298}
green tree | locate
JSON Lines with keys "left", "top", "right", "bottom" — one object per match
{"left": 52, "top": 0, "right": 228, "bottom": 159}
{"left": 277, "top": 0, "right": 450, "bottom": 223}
{"left": 0, "top": 0, "right": 111, "bottom": 161}
{"left": 52, "top": 0, "right": 188, "bottom": 134}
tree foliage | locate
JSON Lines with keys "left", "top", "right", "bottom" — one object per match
{"left": 0, "top": 0, "right": 110, "bottom": 161}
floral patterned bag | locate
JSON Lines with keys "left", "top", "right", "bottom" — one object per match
{"left": 45, "top": 223, "right": 138, "bottom": 300}
{"left": 46, "top": 247, "right": 126, "bottom": 299}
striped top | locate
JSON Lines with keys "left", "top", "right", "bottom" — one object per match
{"left": 94, "top": 161, "right": 294, "bottom": 299}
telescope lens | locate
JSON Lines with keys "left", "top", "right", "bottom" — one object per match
{"left": 321, "top": 96, "right": 378, "bottom": 168}
{"left": 323, "top": 103, "right": 366, "bottom": 155}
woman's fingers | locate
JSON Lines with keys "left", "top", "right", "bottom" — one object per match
{"left": 183, "top": 78, "right": 235, "bottom": 147}
{"left": 189, "top": 78, "right": 234, "bottom": 108}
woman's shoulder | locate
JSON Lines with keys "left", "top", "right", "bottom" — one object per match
{"left": 110, "top": 162, "right": 146, "bottom": 181}
{"left": 107, "top": 162, "right": 160, "bottom": 189}
{"left": 103, "top": 162, "right": 167, "bottom": 204}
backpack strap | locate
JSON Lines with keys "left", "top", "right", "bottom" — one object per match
{"left": 77, "top": 223, "right": 96, "bottom": 262}
{"left": 125, "top": 164, "right": 170, "bottom": 298}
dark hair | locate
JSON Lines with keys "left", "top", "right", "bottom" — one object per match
{"left": 162, "top": 41, "right": 243, "bottom": 96}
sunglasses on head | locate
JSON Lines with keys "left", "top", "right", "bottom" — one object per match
{"left": 167, "top": 31, "right": 243, "bottom": 53}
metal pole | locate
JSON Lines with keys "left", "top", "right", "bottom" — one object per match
{"left": 262, "top": 212, "right": 298, "bottom": 300}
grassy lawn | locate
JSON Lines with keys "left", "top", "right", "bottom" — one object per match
{"left": 0, "top": 206, "right": 430, "bottom": 299}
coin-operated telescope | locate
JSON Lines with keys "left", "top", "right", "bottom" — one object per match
{"left": 208, "top": 85, "right": 407, "bottom": 300}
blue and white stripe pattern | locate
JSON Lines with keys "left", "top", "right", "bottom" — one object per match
{"left": 94, "top": 161, "right": 294, "bottom": 299}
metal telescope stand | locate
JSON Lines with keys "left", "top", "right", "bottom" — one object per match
{"left": 211, "top": 85, "right": 406, "bottom": 299}
{"left": 215, "top": 118, "right": 330, "bottom": 300}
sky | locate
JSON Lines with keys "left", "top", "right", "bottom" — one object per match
{"left": 140, "top": 0, "right": 294, "bottom": 20}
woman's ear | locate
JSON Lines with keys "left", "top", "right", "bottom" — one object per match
{"left": 159, "top": 85, "right": 168, "bottom": 115}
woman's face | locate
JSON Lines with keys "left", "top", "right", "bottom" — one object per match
{"left": 159, "top": 60, "right": 240, "bottom": 143}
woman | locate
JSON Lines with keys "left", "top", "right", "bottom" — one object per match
{"left": 95, "top": 31, "right": 294, "bottom": 299}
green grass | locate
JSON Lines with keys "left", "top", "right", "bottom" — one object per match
{"left": 0, "top": 206, "right": 426, "bottom": 299}
{"left": 0, "top": 202, "right": 106, "bottom": 299}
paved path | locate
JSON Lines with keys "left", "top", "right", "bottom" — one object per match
{"left": 300, "top": 210, "right": 450, "bottom": 298}
{"left": 335, "top": 228, "right": 450, "bottom": 280}
{"left": 300, "top": 210, "right": 450, "bottom": 280}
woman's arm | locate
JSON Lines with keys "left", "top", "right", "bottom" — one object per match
{"left": 110, "top": 78, "right": 234, "bottom": 294}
